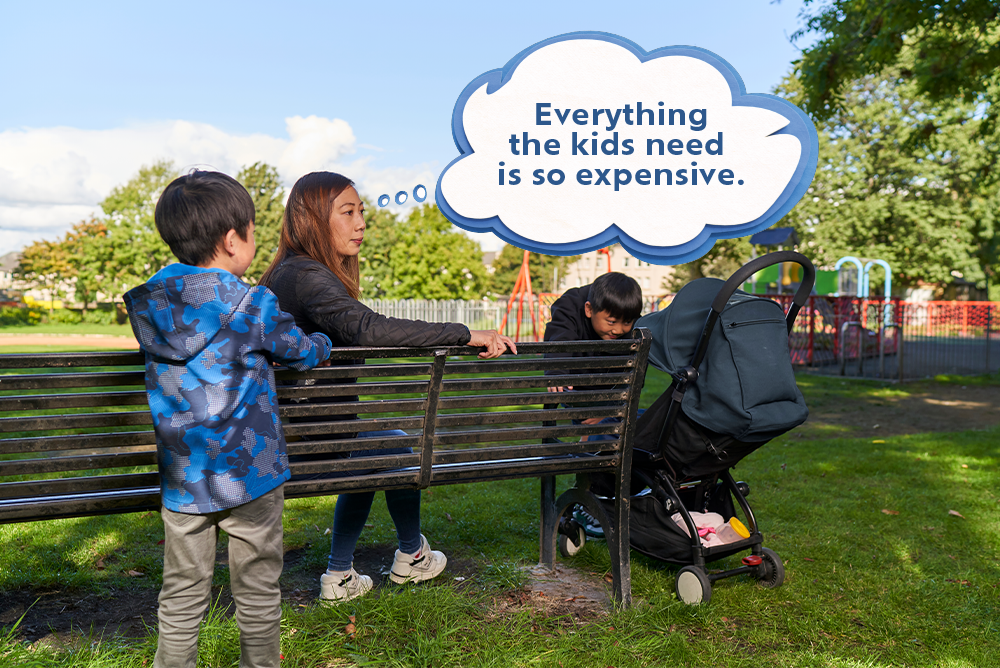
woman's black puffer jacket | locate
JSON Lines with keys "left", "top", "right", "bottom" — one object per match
{"left": 264, "top": 252, "right": 472, "bottom": 347}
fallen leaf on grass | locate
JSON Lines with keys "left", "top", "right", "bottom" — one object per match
{"left": 945, "top": 579, "right": 972, "bottom": 586}
{"left": 127, "top": 570, "right": 145, "bottom": 577}
{"left": 948, "top": 555, "right": 957, "bottom": 560}
{"left": 961, "top": 464, "right": 969, "bottom": 469}
{"left": 95, "top": 559, "right": 105, "bottom": 571}
{"left": 445, "top": 513, "right": 453, "bottom": 522}
{"left": 603, "top": 574, "right": 614, "bottom": 583}
{"left": 948, "top": 510, "right": 965, "bottom": 519}
{"left": 324, "top": 528, "right": 331, "bottom": 536}
{"left": 157, "top": 540, "right": 165, "bottom": 545}
{"left": 882, "top": 509, "right": 900, "bottom": 516}
{"left": 872, "top": 440, "right": 885, "bottom": 444}
{"left": 802, "top": 557, "right": 815, "bottom": 562}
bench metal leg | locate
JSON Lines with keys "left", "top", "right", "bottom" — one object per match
{"left": 539, "top": 475, "right": 557, "bottom": 568}
{"left": 552, "top": 486, "right": 632, "bottom": 607}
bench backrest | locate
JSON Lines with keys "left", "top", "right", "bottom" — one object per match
{"left": 0, "top": 330, "right": 651, "bottom": 523}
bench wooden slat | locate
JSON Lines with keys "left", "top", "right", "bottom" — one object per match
{"left": 279, "top": 379, "right": 429, "bottom": 398}
{"left": 0, "top": 370, "right": 145, "bottom": 392}
{"left": 435, "top": 406, "right": 623, "bottom": 428}
{"left": 442, "top": 356, "right": 637, "bottom": 375}
{"left": 431, "top": 441, "right": 616, "bottom": 464}
{"left": 432, "top": 423, "right": 619, "bottom": 446}
{"left": 437, "top": 389, "right": 626, "bottom": 410}
{"left": 0, "top": 450, "right": 156, "bottom": 476}
{"left": 0, "top": 352, "right": 144, "bottom": 369}
{"left": 281, "top": 398, "right": 426, "bottom": 418}
{"left": 0, "top": 390, "right": 149, "bottom": 412}
{"left": 287, "top": 433, "right": 421, "bottom": 455}
{"left": 439, "top": 372, "right": 632, "bottom": 392}
{"left": 284, "top": 416, "right": 424, "bottom": 437}
{"left": 0, "top": 472, "right": 160, "bottom": 499}
{"left": 0, "top": 430, "right": 157, "bottom": 455}
{"left": 277, "top": 363, "right": 433, "bottom": 381}
{"left": 0, "top": 410, "right": 152, "bottom": 433}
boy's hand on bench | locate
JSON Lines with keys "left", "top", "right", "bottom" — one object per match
{"left": 547, "top": 386, "right": 574, "bottom": 392}
{"left": 468, "top": 331, "right": 517, "bottom": 359}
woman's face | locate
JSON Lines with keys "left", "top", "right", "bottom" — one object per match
{"left": 329, "top": 186, "right": 366, "bottom": 256}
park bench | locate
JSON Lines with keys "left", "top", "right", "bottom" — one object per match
{"left": 0, "top": 331, "right": 651, "bottom": 604}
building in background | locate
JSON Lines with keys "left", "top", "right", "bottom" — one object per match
{"left": 560, "top": 246, "right": 673, "bottom": 300}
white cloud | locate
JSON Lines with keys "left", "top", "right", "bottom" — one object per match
{"left": 0, "top": 116, "right": 440, "bottom": 255}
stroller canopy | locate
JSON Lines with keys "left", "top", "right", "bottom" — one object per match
{"left": 637, "top": 278, "right": 807, "bottom": 443}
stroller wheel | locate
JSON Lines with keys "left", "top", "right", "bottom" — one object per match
{"left": 757, "top": 548, "right": 785, "bottom": 588}
{"left": 675, "top": 566, "right": 712, "bottom": 605}
{"left": 558, "top": 523, "right": 586, "bottom": 558}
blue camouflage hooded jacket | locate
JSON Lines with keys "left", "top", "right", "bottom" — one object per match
{"left": 125, "top": 264, "right": 332, "bottom": 514}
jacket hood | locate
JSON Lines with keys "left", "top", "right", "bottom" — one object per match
{"left": 125, "top": 264, "right": 249, "bottom": 361}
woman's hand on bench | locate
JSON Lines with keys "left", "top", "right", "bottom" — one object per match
{"left": 468, "top": 331, "right": 517, "bottom": 359}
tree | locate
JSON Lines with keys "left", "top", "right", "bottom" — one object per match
{"left": 357, "top": 198, "right": 400, "bottom": 299}
{"left": 488, "top": 244, "right": 580, "bottom": 297}
{"left": 792, "top": 1, "right": 1000, "bottom": 133}
{"left": 384, "top": 205, "right": 488, "bottom": 300}
{"left": 63, "top": 218, "right": 111, "bottom": 312}
{"left": 16, "top": 239, "right": 72, "bottom": 313}
{"left": 661, "top": 237, "right": 753, "bottom": 293}
{"left": 238, "top": 162, "right": 285, "bottom": 283}
{"left": 98, "top": 161, "right": 179, "bottom": 301}
{"left": 777, "top": 71, "right": 1000, "bottom": 294}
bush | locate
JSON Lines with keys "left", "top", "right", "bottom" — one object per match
{"left": 0, "top": 306, "right": 44, "bottom": 326}
{"left": 48, "top": 308, "right": 83, "bottom": 324}
{"left": 81, "top": 308, "right": 118, "bottom": 325}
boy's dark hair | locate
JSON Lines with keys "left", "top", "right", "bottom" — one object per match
{"left": 154, "top": 170, "right": 255, "bottom": 266}
{"left": 588, "top": 272, "right": 643, "bottom": 321}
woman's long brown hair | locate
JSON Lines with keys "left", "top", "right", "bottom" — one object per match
{"left": 259, "top": 172, "right": 361, "bottom": 299}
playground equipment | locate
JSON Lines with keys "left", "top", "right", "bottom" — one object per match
{"left": 499, "top": 249, "right": 542, "bottom": 341}
{"left": 833, "top": 256, "right": 896, "bottom": 377}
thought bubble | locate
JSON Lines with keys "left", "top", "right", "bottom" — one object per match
{"left": 436, "top": 33, "right": 818, "bottom": 264}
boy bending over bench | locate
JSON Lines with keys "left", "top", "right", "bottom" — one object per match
{"left": 544, "top": 271, "right": 643, "bottom": 537}
{"left": 124, "top": 171, "right": 332, "bottom": 668}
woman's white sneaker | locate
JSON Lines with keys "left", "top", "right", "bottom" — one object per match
{"left": 389, "top": 534, "right": 447, "bottom": 584}
{"left": 320, "top": 566, "right": 373, "bottom": 602}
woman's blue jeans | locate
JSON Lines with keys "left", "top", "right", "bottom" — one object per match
{"left": 327, "top": 430, "right": 422, "bottom": 571}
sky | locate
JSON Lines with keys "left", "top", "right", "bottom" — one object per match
{"left": 0, "top": 0, "right": 817, "bottom": 257}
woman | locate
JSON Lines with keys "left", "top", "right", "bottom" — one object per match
{"left": 260, "top": 172, "right": 515, "bottom": 602}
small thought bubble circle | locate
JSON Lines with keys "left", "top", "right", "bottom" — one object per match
{"left": 377, "top": 185, "right": 428, "bottom": 207}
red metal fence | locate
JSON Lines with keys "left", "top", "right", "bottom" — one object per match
{"left": 510, "top": 292, "right": 997, "bottom": 380}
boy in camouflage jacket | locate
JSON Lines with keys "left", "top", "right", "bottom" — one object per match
{"left": 124, "top": 171, "right": 332, "bottom": 668}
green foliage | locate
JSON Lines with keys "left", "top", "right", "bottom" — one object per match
{"left": 238, "top": 162, "right": 285, "bottom": 284}
{"left": 15, "top": 238, "right": 73, "bottom": 313}
{"left": 0, "top": 306, "right": 43, "bottom": 326}
{"left": 777, "top": 71, "right": 1000, "bottom": 292}
{"left": 358, "top": 197, "right": 400, "bottom": 299}
{"left": 662, "top": 236, "right": 753, "bottom": 293}
{"left": 382, "top": 204, "right": 488, "bottom": 300}
{"left": 487, "top": 243, "right": 579, "bottom": 297}
{"left": 99, "top": 160, "right": 179, "bottom": 299}
{"left": 793, "top": 0, "right": 1000, "bottom": 133}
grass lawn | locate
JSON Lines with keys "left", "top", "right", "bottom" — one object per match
{"left": 0, "top": 323, "right": 135, "bottom": 337}
{"left": 1, "top": 359, "right": 998, "bottom": 666}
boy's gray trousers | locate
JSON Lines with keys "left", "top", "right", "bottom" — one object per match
{"left": 154, "top": 485, "right": 284, "bottom": 668}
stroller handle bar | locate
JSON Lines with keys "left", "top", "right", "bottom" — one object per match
{"left": 710, "top": 251, "right": 816, "bottom": 316}
{"left": 689, "top": 251, "right": 816, "bottom": 370}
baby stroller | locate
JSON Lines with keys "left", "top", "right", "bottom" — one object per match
{"left": 558, "top": 251, "right": 815, "bottom": 604}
